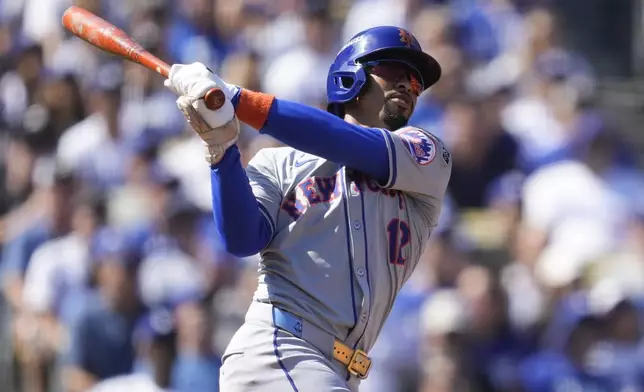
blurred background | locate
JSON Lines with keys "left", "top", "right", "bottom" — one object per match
{"left": 1, "top": 0, "right": 644, "bottom": 391}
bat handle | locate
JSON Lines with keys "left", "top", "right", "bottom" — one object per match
{"left": 159, "top": 63, "right": 225, "bottom": 111}
{"left": 204, "top": 88, "right": 226, "bottom": 111}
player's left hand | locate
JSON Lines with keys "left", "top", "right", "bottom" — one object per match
{"left": 164, "top": 62, "right": 239, "bottom": 99}
{"left": 164, "top": 62, "right": 239, "bottom": 128}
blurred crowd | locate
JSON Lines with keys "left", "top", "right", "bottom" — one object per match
{"left": 1, "top": 0, "right": 644, "bottom": 391}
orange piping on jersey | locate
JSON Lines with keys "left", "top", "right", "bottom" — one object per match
{"left": 235, "top": 89, "right": 275, "bottom": 130}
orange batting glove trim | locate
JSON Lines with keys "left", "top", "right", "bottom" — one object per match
{"left": 235, "top": 89, "right": 275, "bottom": 131}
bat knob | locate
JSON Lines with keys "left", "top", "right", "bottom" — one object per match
{"left": 204, "top": 89, "right": 226, "bottom": 111}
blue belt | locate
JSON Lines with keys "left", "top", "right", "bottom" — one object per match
{"left": 269, "top": 306, "right": 372, "bottom": 379}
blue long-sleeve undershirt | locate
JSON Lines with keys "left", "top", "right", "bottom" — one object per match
{"left": 210, "top": 91, "right": 391, "bottom": 256}
{"left": 210, "top": 145, "right": 273, "bottom": 257}
{"left": 260, "top": 99, "right": 390, "bottom": 181}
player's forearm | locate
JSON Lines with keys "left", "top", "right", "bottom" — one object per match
{"left": 210, "top": 145, "right": 272, "bottom": 257}
{"left": 233, "top": 90, "right": 390, "bottom": 181}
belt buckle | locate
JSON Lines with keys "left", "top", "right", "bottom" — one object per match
{"left": 347, "top": 349, "right": 372, "bottom": 379}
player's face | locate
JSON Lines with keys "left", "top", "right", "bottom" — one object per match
{"left": 365, "top": 61, "right": 422, "bottom": 130}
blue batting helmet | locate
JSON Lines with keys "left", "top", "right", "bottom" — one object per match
{"left": 326, "top": 26, "right": 441, "bottom": 117}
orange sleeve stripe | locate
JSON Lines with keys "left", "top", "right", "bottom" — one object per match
{"left": 235, "top": 89, "right": 275, "bottom": 131}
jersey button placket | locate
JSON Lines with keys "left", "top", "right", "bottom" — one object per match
{"left": 343, "top": 172, "right": 371, "bottom": 349}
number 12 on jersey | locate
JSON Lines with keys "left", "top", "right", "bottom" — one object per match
{"left": 387, "top": 218, "right": 410, "bottom": 265}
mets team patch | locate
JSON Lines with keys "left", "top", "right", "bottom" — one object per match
{"left": 398, "top": 128, "right": 436, "bottom": 165}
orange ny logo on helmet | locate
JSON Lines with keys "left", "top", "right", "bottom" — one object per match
{"left": 399, "top": 29, "right": 414, "bottom": 47}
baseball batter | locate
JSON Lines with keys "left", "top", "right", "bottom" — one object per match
{"left": 164, "top": 26, "right": 451, "bottom": 391}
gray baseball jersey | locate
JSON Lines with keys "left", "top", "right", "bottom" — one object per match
{"left": 244, "top": 125, "right": 451, "bottom": 353}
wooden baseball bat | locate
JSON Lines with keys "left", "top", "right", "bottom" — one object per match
{"left": 61, "top": 6, "right": 225, "bottom": 110}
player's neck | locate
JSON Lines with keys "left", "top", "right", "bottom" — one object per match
{"left": 343, "top": 113, "right": 386, "bottom": 130}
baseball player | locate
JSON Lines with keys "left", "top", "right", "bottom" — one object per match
{"left": 164, "top": 26, "right": 451, "bottom": 391}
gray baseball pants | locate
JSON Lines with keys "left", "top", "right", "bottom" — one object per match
{"left": 219, "top": 301, "right": 362, "bottom": 392}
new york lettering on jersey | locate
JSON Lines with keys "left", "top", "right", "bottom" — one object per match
{"left": 281, "top": 172, "right": 342, "bottom": 220}
{"left": 280, "top": 170, "right": 405, "bottom": 221}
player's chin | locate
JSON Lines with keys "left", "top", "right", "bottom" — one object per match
{"left": 381, "top": 112, "right": 409, "bottom": 131}
{"left": 381, "top": 105, "right": 410, "bottom": 131}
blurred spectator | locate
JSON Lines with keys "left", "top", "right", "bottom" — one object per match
{"left": 442, "top": 94, "right": 521, "bottom": 209}
{"left": 170, "top": 298, "right": 221, "bottom": 392}
{"left": 14, "top": 191, "right": 104, "bottom": 392}
{"left": 459, "top": 266, "right": 536, "bottom": 391}
{"left": 589, "top": 287, "right": 644, "bottom": 390}
{"left": 500, "top": 257, "right": 546, "bottom": 333}
{"left": 88, "top": 308, "right": 176, "bottom": 392}
{"left": 263, "top": 3, "right": 337, "bottom": 107}
{"left": 106, "top": 135, "right": 178, "bottom": 231}
{"left": 518, "top": 128, "right": 644, "bottom": 291}
{"left": 520, "top": 306, "right": 610, "bottom": 391}
{"left": 138, "top": 204, "right": 209, "bottom": 309}
{"left": 48, "top": 32, "right": 100, "bottom": 89}
{"left": 134, "top": 308, "right": 177, "bottom": 390}
{"left": 62, "top": 227, "right": 144, "bottom": 392}
{"left": 518, "top": 7, "right": 560, "bottom": 75}
{"left": 21, "top": 191, "right": 104, "bottom": 320}
{"left": 418, "top": 289, "right": 471, "bottom": 392}
{"left": 21, "top": 0, "right": 72, "bottom": 47}
{"left": 449, "top": 0, "right": 522, "bottom": 64}
{"left": 156, "top": 129, "right": 213, "bottom": 212}
{"left": 583, "top": 213, "right": 644, "bottom": 301}
{"left": 411, "top": 5, "right": 453, "bottom": 57}
{"left": 409, "top": 6, "right": 464, "bottom": 135}
{"left": 247, "top": 1, "right": 305, "bottom": 66}
{"left": 166, "top": 0, "right": 232, "bottom": 70}
{"left": 57, "top": 62, "right": 127, "bottom": 190}
{"left": 502, "top": 48, "right": 598, "bottom": 171}
{"left": 342, "top": 0, "right": 408, "bottom": 43}
{"left": 119, "top": 60, "right": 185, "bottom": 143}
{"left": 0, "top": 132, "right": 38, "bottom": 226}
{"left": 519, "top": 290, "right": 636, "bottom": 392}
{"left": 40, "top": 71, "right": 86, "bottom": 140}
{"left": 2, "top": 167, "right": 76, "bottom": 313}
{"left": 0, "top": 39, "right": 44, "bottom": 129}
{"left": 119, "top": 4, "right": 186, "bottom": 143}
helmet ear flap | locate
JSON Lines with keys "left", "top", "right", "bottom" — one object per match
{"left": 326, "top": 66, "right": 367, "bottom": 118}
{"left": 332, "top": 75, "right": 355, "bottom": 90}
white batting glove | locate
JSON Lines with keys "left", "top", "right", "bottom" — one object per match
{"left": 164, "top": 62, "right": 241, "bottom": 165}
{"left": 164, "top": 62, "right": 239, "bottom": 99}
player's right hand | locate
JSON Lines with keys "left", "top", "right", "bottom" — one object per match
{"left": 164, "top": 62, "right": 239, "bottom": 100}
